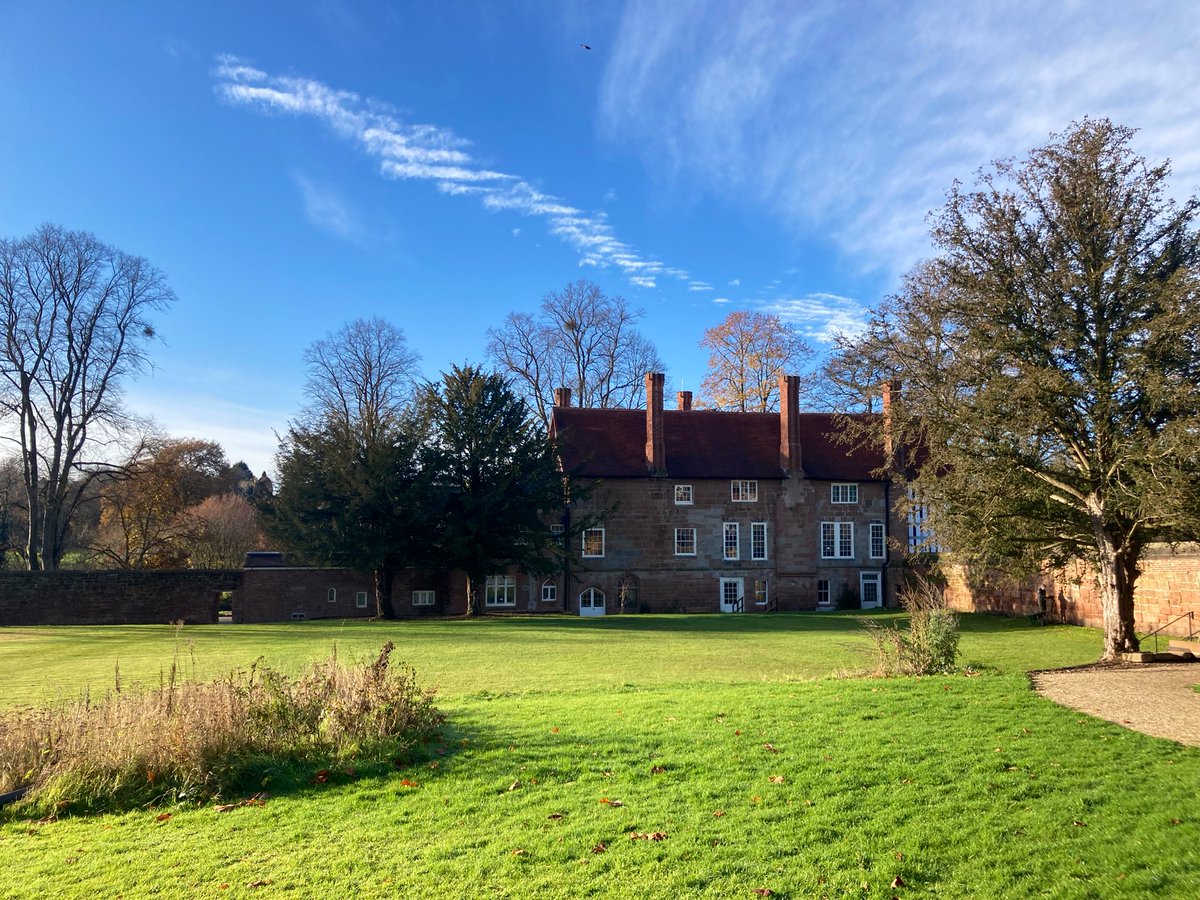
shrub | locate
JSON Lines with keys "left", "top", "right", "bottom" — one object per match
{"left": 862, "top": 575, "right": 960, "bottom": 676}
{"left": 0, "top": 642, "right": 442, "bottom": 814}
{"left": 836, "top": 584, "right": 860, "bottom": 610}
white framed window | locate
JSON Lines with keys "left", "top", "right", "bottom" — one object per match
{"left": 674, "top": 484, "right": 693, "bottom": 505}
{"left": 831, "top": 483, "right": 859, "bottom": 504}
{"left": 820, "top": 521, "right": 854, "bottom": 559}
{"left": 731, "top": 480, "right": 758, "bottom": 502}
{"left": 869, "top": 522, "right": 886, "bottom": 559}
{"left": 751, "top": 522, "right": 768, "bottom": 560}
{"left": 906, "top": 487, "right": 940, "bottom": 553}
{"left": 541, "top": 580, "right": 557, "bottom": 603}
{"left": 723, "top": 522, "right": 739, "bottom": 560}
{"left": 412, "top": 590, "right": 435, "bottom": 607}
{"left": 754, "top": 578, "right": 768, "bottom": 606}
{"left": 582, "top": 527, "right": 605, "bottom": 558}
{"left": 674, "top": 527, "right": 697, "bottom": 556}
{"left": 327, "top": 588, "right": 337, "bottom": 603}
{"left": 549, "top": 523, "right": 564, "bottom": 536}
{"left": 485, "top": 575, "right": 516, "bottom": 607}
{"left": 355, "top": 591, "right": 368, "bottom": 609}
{"left": 817, "top": 579, "right": 831, "bottom": 606}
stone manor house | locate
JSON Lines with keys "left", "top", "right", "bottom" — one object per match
{"left": 233, "top": 371, "right": 911, "bottom": 621}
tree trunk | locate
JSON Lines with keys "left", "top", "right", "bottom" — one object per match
{"left": 374, "top": 568, "right": 396, "bottom": 619}
{"left": 465, "top": 574, "right": 481, "bottom": 617}
{"left": 1095, "top": 531, "right": 1140, "bottom": 659}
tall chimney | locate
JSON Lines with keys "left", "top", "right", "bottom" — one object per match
{"left": 677, "top": 390, "right": 692, "bottom": 411}
{"left": 881, "top": 379, "right": 900, "bottom": 460}
{"left": 645, "top": 372, "right": 666, "bottom": 476}
{"left": 553, "top": 387, "right": 572, "bottom": 408}
{"left": 779, "top": 374, "right": 802, "bottom": 475}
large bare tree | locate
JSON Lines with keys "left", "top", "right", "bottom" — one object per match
{"left": 486, "top": 279, "right": 664, "bottom": 425}
{"left": 0, "top": 225, "right": 175, "bottom": 570}
{"left": 699, "top": 310, "right": 814, "bottom": 411}
{"left": 872, "top": 120, "right": 1200, "bottom": 660}
{"left": 263, "top": 318, "right": 428, "bottom": 618}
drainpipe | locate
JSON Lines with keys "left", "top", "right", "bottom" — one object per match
{"left": 883, "top": 479, "right": 891, "bottom": 607}
{"left": 563, "top": 502, "right": 572, "bottom": 615}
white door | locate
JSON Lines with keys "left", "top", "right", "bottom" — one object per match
{"left": 579, "top": 587, "right": 606, "bottom": 617}
{"left": 860, "top": 572, "right": 882, "bottom": 609}
{"left": 719, "top": 577, "right": 745, "bottom": 613}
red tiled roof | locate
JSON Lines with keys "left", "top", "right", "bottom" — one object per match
{"left": 550, "top": 407, "right": 886, "bottom": 481}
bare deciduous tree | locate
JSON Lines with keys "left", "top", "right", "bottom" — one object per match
{"left": 699, "top": 310, "right": 814, "bottom": 411}
{"left": 0, "top": 224, "right": 175, "bottom": 570}
{"left": 486, "top": 280, "right": 664, "bottom": 424}
{"left": 301, "top": 317, "right": 421, "bottom": 444}
{"left": 188, "top": 493, "right": 264, "bottom": 569}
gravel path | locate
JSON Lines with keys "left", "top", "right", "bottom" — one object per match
{"left": 1032, "top": 663, "right": 1200, "bottom": 747}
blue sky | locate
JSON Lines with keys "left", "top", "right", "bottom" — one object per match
{"left": 3, "top": 1, "right": 1200, "bottom": 475}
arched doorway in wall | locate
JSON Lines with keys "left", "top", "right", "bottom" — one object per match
{"left": 579, "top": 587, "right": 606, "bottom": 617}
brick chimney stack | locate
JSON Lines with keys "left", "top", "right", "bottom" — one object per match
{"left": 881, "top": 379, "right": 900, "bottom": 460}
{"left": 645, "top": 372, "right": 666, "bottom": 476}
{"left": 676, "top": 391, "right": 692, "bottom": 411}
{"left": 779, "top": 374, "right": 802, "bottom": 475}
{"left": 553, "top": 387, "right": 572, "bottom": 408}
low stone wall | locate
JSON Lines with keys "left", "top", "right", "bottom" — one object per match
{"left": 943, "top": 544, "right": 1200, "bottom": 637}
{"left": 0, "top": 570, "right": 241, "bottom": 625}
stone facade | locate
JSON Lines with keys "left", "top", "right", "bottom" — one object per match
{"left": 548, "top": 373, "right": 907, "bottom": 614}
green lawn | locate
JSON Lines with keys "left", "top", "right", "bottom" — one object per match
{"left": 1, "top": 613, "right": 1197, "bottom": 898}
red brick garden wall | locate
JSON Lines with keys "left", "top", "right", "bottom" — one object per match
{"left": 0, "top": 570, "right": 241, "bottom": 625}
{"left": 943, "top": 544, "right": 1200, "bottom": 637}
{"left": 235, "top": 568, "right": 468, "bottom": 622}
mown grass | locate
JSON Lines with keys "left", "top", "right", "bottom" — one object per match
{"left": 2, "top": 613, "right": 1197, "bottom": 898}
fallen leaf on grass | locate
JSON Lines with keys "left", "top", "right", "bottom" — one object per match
{"left": 599, "top": 798, "right": 624, "bottom": 807}
{"left": 247, "top": 880, "right": 272, "bottom": 888}
{"left": 734, "top": 729, "right": 742, "bottom": 736}
{"left": 752, "top": 890, "right": 773, "bottom": 897}
{"left": 313, "top": 770, "right": 330, "bottom": 784}
{"left": 551, "top": 727, "right": 560, "bottom": 733}
{"left": 154, "top": 813, "right": 172, "bottom": 822}
{"left": 592, "top": 843, "right": 607, "bottom": 854}
{"left": 35, "top": 815, "right": 57, "bottom": 825}
{"left": 548, "top": 813, "right": 564, "bottom": 820}
{"left": 1072, "top": 820, "right": 1086, "bottom": 827}
{"left": 630, "top": 831, "right": 668, "bottom": 841}
{"left": 891, "top": 875, "right": 906, "bottom": 888}
{"left": 399, "top": 779, "right": 419, "bottom": 788}
{"left": 763, "top": 743, "right": 780, "bottom": 753}
{"left": 768, "top": 775, "right": 785, "bottom": 784}
{"left": 1170, "top": 818, "right": 1182, "bottom": 825}
{"left": 650, "top": 766, "right": 666, "bottom": 775}
{"left": 713, "top": 810, "right": 726, "bottom": 818}
{"left": 895, "top": 852, "right": 904, "bottom": 861}
{"left": 509, "top": 781, "right": 521, "bottom": 791}
{"left": 511, "top": 848, "right": 529, "bottom": 856}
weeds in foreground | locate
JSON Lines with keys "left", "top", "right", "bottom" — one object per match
{"left": 0, "top": 642, "right": 442, "bottom": 814}
{"left": 863, "top": 575, "right": 961, "bottom": 675}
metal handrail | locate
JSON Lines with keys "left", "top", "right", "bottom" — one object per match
{"left": 1143, "top": 610, "right": 1196, "bottom": 654}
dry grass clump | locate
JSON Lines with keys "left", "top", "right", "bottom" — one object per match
{"left": 862, "top": 575, "right": 961, "bottom": 676}
{"left": 0, "top": 641, "right": 441, "bottom": 813}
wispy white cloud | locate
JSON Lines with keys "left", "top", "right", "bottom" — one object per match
{"left": 759, "top": 292, "right": 868, "bottom": 342}
{"left": 688, "top": 281, "right": 713, "bottom": 291}
{"left": 727, "top": 278, "right": 740, "bottom": 287}
{"left": 712, "top": 296, "right": 731, "bottom": 304}
{"left": 600, "top": 2, "right": 1200, "bottom": 280}
{"left": 214, "top": 55, "right": 690, "bottom": 289}
{"left": 292, "top": 171, "right": 364, "bottom": 242}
